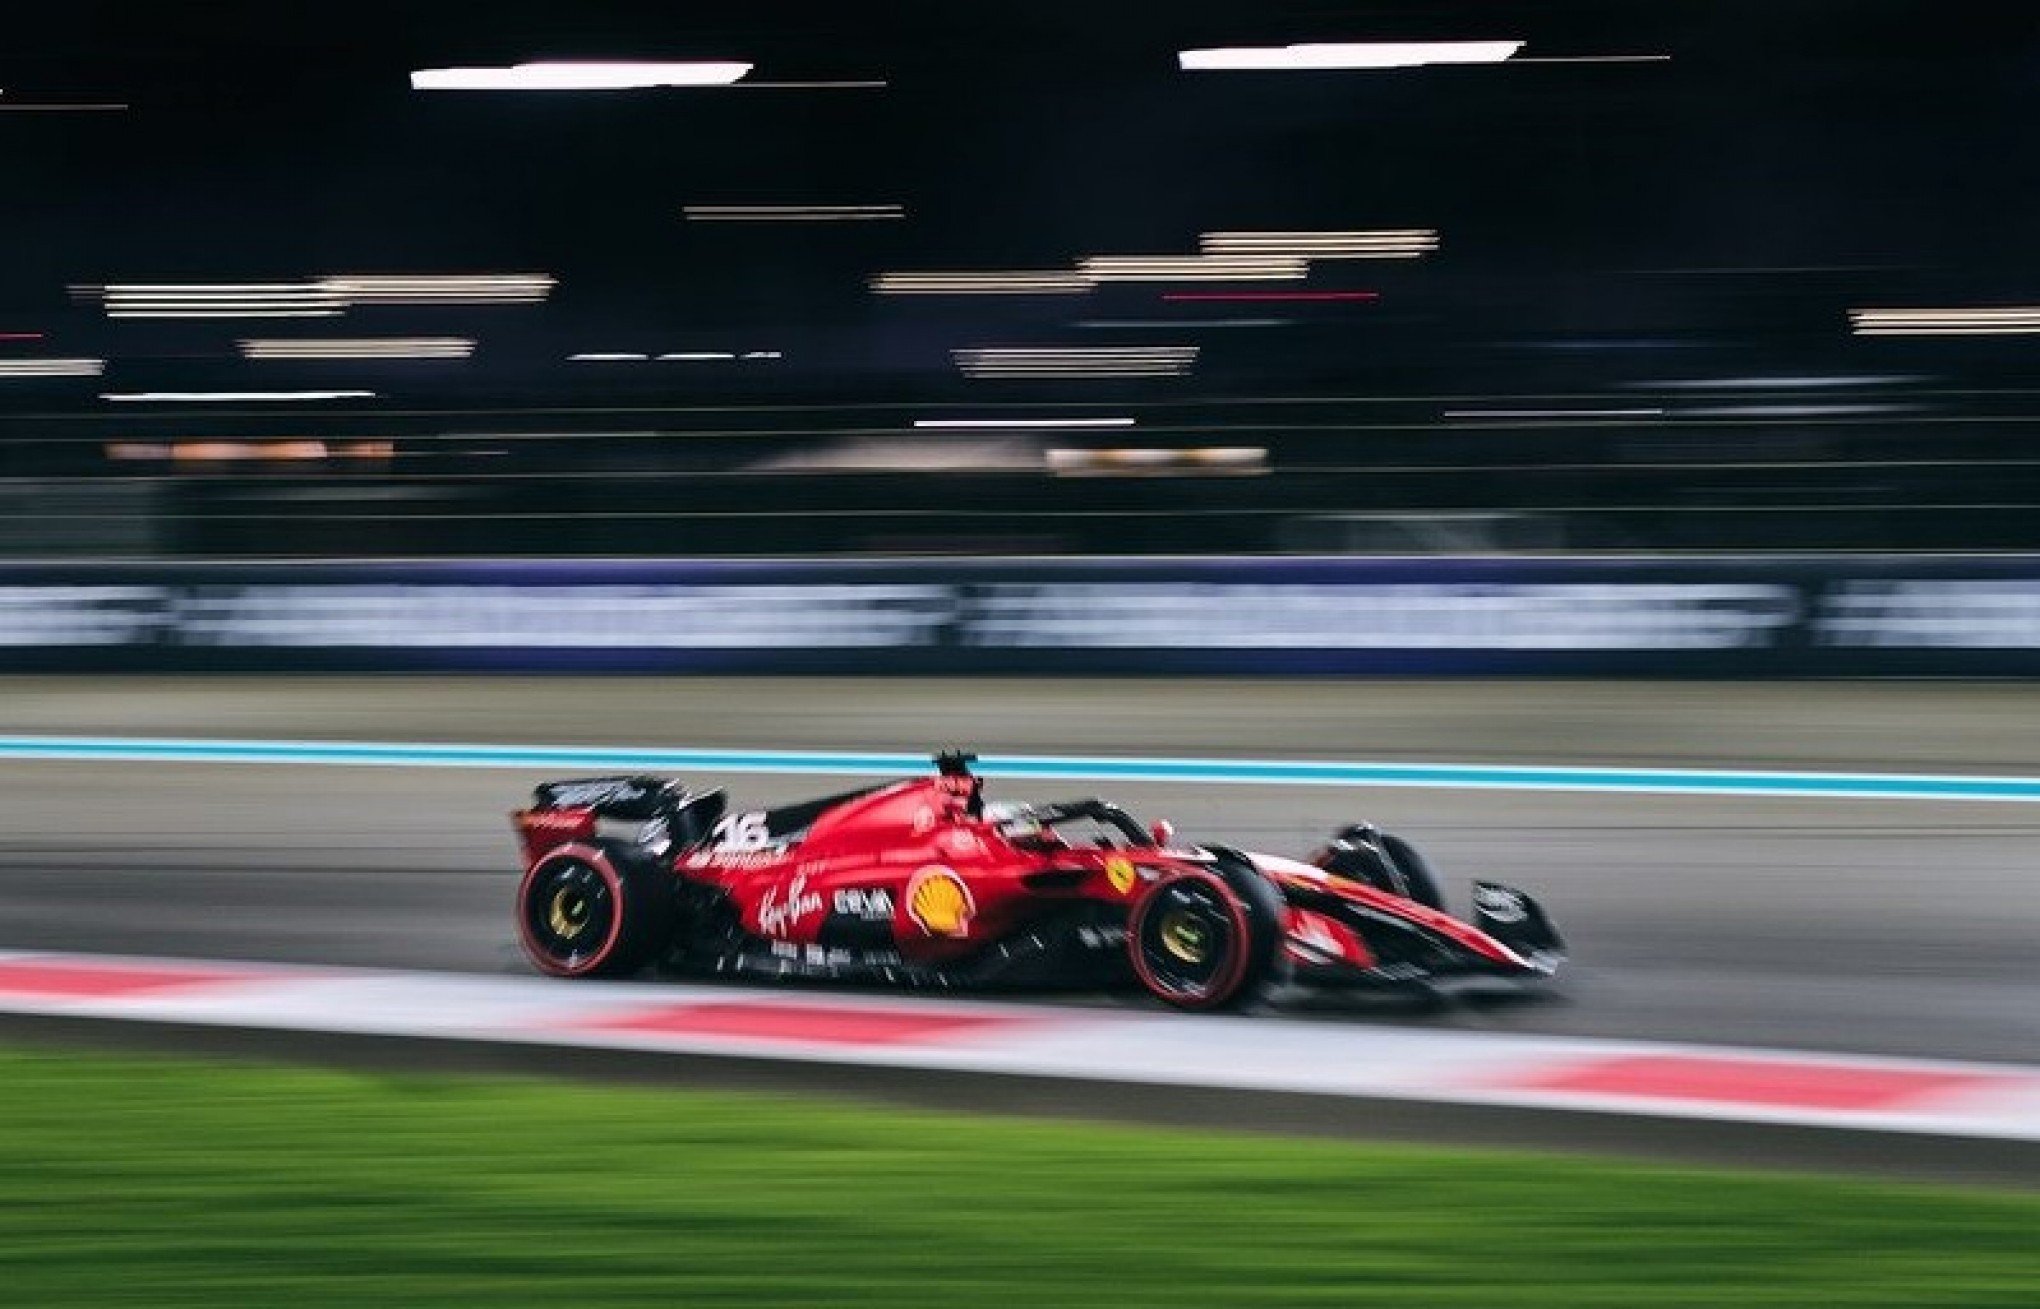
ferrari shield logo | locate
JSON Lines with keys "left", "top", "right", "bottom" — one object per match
{"left": 1105, "top": 856, "right": 1137, "bottom": 896}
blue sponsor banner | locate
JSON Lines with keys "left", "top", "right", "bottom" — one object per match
{"left": 2, "top": 556, "right": 2039, "bottom": 674}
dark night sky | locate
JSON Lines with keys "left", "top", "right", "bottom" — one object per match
{"left": 1, "top": 0, "right": 2036, "bottom": 410}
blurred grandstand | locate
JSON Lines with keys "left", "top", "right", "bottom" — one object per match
{"left": 10, "top": 385, "right": 2039, "bottom": 557}
{"left": 3, "top": 0, "right": 2038, "bottom": 558}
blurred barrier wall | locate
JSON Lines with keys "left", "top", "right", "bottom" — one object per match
{"left": 3, "top": 556, "right": 2040, "bottom": 675}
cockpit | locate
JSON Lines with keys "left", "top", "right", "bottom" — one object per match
{"left": 987, "top": 798, "right": 1158, "bottom": 852}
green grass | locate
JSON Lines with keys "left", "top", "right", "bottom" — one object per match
{"left": 0, "top": 1046, "right": 2032, "bottom": 1307}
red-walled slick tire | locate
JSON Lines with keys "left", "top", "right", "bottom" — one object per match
{"left": 517, "top": 840, "right": 673, "bottom": 978}
{"left": 1128, "top": 861, "right": 1283, "bottom": 1011}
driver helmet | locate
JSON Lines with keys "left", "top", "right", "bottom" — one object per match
{"left": 986, "top": 802, "right": 1046, "bottom": 842}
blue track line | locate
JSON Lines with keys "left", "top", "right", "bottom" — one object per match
{"left": 2, "top": 735, "right": 2039, "bottom": 802}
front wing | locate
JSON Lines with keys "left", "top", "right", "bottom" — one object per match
{"left": 1277, "top": 879, "right": 1566, "bottom": 988}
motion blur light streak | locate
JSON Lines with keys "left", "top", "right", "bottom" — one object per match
{"left": 103, "top": 284, "right": 336, "bottom": 296}
{"left": 1047, "top": 447, "right": 1268, "bottom": 475}
{"left": 1635, "top": 376, "right": 1927, "bottom": 389}
{"left": 0, "top": 358, "right": 105, "bottom": 377}
{"left": 1178, "top": 41, "right": 1524, "bottom": 72}
{"left": 103, "top": 282, "right": 346, "bottom": 319}
{"left": 321, "top": 274, "right": 554, "bottom": 304}
{"left": 954, "top": 346, "right": 1198, "bottom": 378}
{"left": 682, "top": 204, "right": 904, "bottom": 221}
{"left": 914, "top": 418, "right": 1136, "bottom": 429}
{"left": 238, "top": 338, "right": 475, "bottom": 360}
{"left": 1681, "top": 403, "right": 1917, "bottom": 417}
{"left": 871, "top": 271, "right": 1095, "bottom": 294}
{"left": 106, "top": 309, "right": 342, "bottom": 319}
{"left": 169, "top": 441, "right": 330, "bottom": 463}
{"left": 99, "top": 275, "right": 552, "bottom": 318}
{"left": 1079, "top": 255, "right": 1309, "bottom": 282}
{"left": 955, "top": 347, "right": 1198, "bottom": 360}
{"left": 410, "top": 62, "right": 753, "bottom": 91}
{"left": 1856, "top": 327, "right": 2040, "bottom": 336}
{"left": 1200, "top": 230, "right": 1438, "bottom": 258}
{"left": 960, "top": 370, "right": 1192, "bottom": 380}
{"left": 961, "top": 369, "right": 1190, "bottom": 379}
{"left": 100, "top": 390, "right": 377, "bottom": 403}
{"left": 1446, "top": 407, "right": 1664, "bottom": 419}
{"left": 1849, "top": 308, "right": 2040, "bottom": 335}
{"left": 1510, "top": 338, "right": 1708, "bottom": 350}
{"left": 1158, "top": 291, "right": 1377, "bottom": 303}
{"left": 567, "top": 351, "right": 777, "bottom": 362}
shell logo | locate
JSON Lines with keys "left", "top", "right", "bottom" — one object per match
{"left": 906, "top": 866, "right": 975, "bottom": 937}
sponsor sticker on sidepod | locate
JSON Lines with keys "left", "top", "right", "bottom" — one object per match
{"left": 906, "top": 867, "right": 974, "bottom": 937}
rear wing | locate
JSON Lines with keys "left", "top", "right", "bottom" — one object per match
{"left": 517, "top": 775, "right": 727, "bottom": 861}
{"left": 531, "top": 776, "right": 676, "bottom": 820}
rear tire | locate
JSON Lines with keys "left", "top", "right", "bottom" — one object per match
{"left": 1128, "top": 860, "right": 1283, "bottom": 1011}
{"left": 517, "top": 839, "right": 674, "bottom": 978}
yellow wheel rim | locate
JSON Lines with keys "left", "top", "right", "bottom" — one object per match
{"left": 1160, "top": 909, "right": 1212, "bottom": 964}
{"left": 548, "top": 887, "right": 591, "bottom": 938}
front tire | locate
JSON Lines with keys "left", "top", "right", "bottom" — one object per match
{"left": 1128, "top": 860, "right": 1283, "bottom": 1011}
{"left": 1379, "top": 833, "right": 1445, "bottom": 910}
{"left": 517, "top": 840, "right": 673, "bottom": 978}
{"left": 1317, "top": 825, "right": 1445, "bottom": 910}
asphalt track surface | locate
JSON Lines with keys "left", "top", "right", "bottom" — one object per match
{"left": 1, "top": 676, "right": 2036, "bottom": 1070}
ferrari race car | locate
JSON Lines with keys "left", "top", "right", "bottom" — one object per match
{"left": 511, "top": 752, "right": 1564, "bottom": 1010}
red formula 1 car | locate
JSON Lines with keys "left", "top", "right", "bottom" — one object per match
{"left": 511, "top": 752, "right": 1564, "bottom": 1010}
